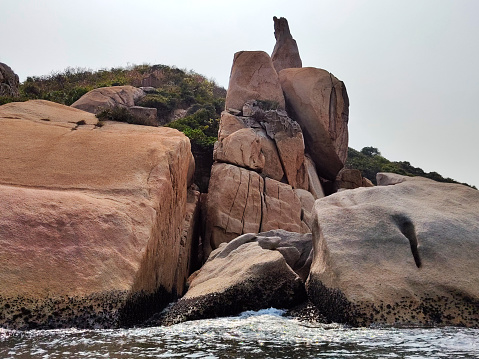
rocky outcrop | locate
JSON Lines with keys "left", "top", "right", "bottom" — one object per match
{"left": 307, "top": 173, "right": 479, "bottom": 327}
{"left": 334, "top": 168, "right": 374, "bottom": 191}
{"left": 271, "top": 16, "right": 302, "bottom": 73}
{"left": 71, "top": 85, "right": 146, "bottom": 114}
{"left": 128, "top": 106, "right": 158, "bottom": 124}
{"left": 0, "top": 63, "right": 20, "bottom": 97}
{"left": 205, "top": 50, "right": 327, "bottom": 254}
{"left": 214, "top": 104, "right": 307, "bottom": 188}
{"left": 225, "top": 51, "right": 285, "bottom": 112}
{"left": 279, "top": 67, "right": 349, "bottom": 180}
{"left": 0, "top": 100, "right": 195, "bottom": 329}
{"left": 158, "top": 230, "right": 311, "bottom": 325}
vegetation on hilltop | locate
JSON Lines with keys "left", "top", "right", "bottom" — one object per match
{"left": 346, "top": 147, "right": 477, "bottom": 189}
{"left": 0, "top": 63, "right": 225, "bottom": 150}
{"left": 0, "top": 64, "right": 226, "bottom": 108}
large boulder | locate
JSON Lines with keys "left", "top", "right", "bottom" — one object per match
{"left": 271, "top": 16, "right": 302, "bottom": 73}
{"left": 334, "top": 168, "right": 363, "bottom": 191}
{"left": 71, "top": 85, "right": 145, "bottom": 114}
{"left": 0, "top": 100, "right": 195, "bottom": 329}
{"left": 158, "top": 230, "right": 311, "bottom": 325}
{"left": 225, "top": 51, "right": 285, "bottom": 112}
{"left": 279, "top": 67, "right": 349, "bottom": 180}
{"left": 0, "top": 62, "right": 20, "bottom": 97}
{"left": 307, "top": 173, "right": 479, "bottom": 327}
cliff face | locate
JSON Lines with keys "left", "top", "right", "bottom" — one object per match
{"left": 0, "top": 100, "right": 195, "bottom": 329}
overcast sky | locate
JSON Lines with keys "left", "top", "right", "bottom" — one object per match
{"left": 2, "top": 0, "right": 478, "bottom": 187}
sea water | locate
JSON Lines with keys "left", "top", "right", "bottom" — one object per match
{"left": 1, "top": 309, "right": 478, "bottom": 358}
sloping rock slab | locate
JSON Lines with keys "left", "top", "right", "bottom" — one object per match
{"left": 0, "top": 100, "right": 192, "bottom": 329}
{"left": 307, "top": 173, "right": 479, "bottom": 327}
{"left": 158, "top": 231, "right": 310, "bottom": 325}
{"left": 71, "top": 85, "right": 145, "bottom": 114}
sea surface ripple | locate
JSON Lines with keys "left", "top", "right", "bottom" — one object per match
{"left": 1, "top": 309, "right": 478, "bottom": 358}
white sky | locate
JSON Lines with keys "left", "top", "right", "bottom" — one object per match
{"left": 2, "top": 0, "right": 478, "bottom": 187}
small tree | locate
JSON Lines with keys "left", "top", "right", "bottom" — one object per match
{"left": 361, "top": 146, "right": 381, "bottom": 157}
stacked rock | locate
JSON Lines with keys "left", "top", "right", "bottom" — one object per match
{"left": 204, "top": 51, "right": 321, "bottom": 257}
{"left": 203, "top": 18, "right": 351, "bottom": 257}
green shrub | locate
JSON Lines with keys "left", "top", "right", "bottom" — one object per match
{"left": 136, "top": 94, "right": 178, "bottom": 118}
{"left": 256, "top": 100, "right": 280, "bottom": 111}
{"left": 96, "top": 106, "right": 157, "bottom": 127}
{"left": 0, "top": 96, "right": 18, "bottom": 105}
{"left": 166, "top": 108, "right": 219, "bottom": 148}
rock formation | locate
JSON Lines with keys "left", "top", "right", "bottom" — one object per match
{"left": 71, "top": 85, "right": 151, "bottom": 114}
{"left": 0, "top": 100, "right": 197, "bottom": 329}
{"left": 0, "top": 62, "right": 20, "bottom": 97}
{"left": 206, "top": 92, "right": 317, "bottom": 255}
{"left": 224, "top": 51, "right": 285, "bottom": 112}
{"left": 307, "top": 173, "right": 479, "bottom": 327}
{"left": 271, "top": 16, "right": 302, "bottom": 73}
{"left": 158, "top": 230, "right": 311, "bottom": 325}
{"left": 279, "top": 67, "right": 349, "bottom": 180}
{"left": 205, "top": 23, "right": 336, "bottom": 254}
{"left": 334, "top": 168, "right": 374, "bottom": 191}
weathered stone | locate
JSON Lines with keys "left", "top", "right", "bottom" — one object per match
{"left": 258, "top": 229, "right": 313, "bottom": 281}
{"left": 225, "top": 51, "right": 285, "bottom": 112}
{"left": 294, "top": 189, "right": 315, "bottom": 231}
{"left": 261, "top": 110, "right": 306, "bottom": 189}
{"left": 255, "top": 128, "right": 284, "bottom": 181}
{"left": 217, "top": 111, "right": 247, "bottom": 141}
{"left": 214, "top": 127, "right": 265, "bottom": 171}
{"left": 128, "top": 106, "right": 158, "bottom": 124}
{"left": 205, "top": 163, "right": 264, "bottom": 253}
{"left": 271, "top": 16, "right": 302, "bottom": 73}
{"left": 0, "top": 63, "right": 20, "bottom": 97}
{"left": 175, "top": 188, "right": 201, "bottom": 295}
{"left": 279, "top": 67, "right": 349, "bottom": 180}
{"left": 362, "top": 177, "right": 374, "bottom": 187}
{"left": 304, "top": 155, "right": 325, "bottom": 199}
{"left": 158, "top": 230, "right": 311, "bottom": 325}
{"left": 216, "top": 111, "right": 284, "bottom": 181}
{"left": 71, "top": 86, "right": 145, "bottom": 114}
{"left": 141, "top": 70, "right": 165, "bottom": 88}
{"left": 0, "top": 100, "right": 193, "bottom": 329}
{"left": 335, "top": 168, "right": 363, "bottom": 190}
{"left": 262, "top": 178, "right": 302, "bottom": 233}
{"left": 307, "top": 173, "right": 479, "bottom": 327}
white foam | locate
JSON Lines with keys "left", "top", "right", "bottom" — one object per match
{"left": 238, "top": 308, "right": 286, "bottom": 318}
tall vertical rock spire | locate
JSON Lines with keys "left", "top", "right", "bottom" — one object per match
{"left": 271, "top": 16, "right": 302, "bottom": 73}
